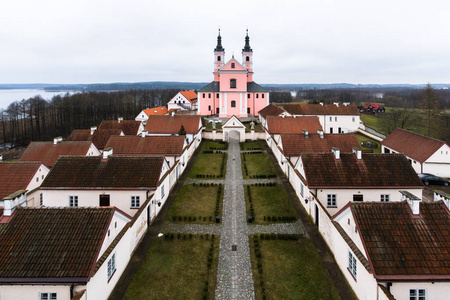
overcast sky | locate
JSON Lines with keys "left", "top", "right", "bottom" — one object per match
{"left": 1, "top": 0, "right": 449, "bottom": 85}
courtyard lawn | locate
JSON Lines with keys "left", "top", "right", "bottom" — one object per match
{"left": 167, "top": 184, "right": 223, "bottom": 223}
{"left": 241, "top": 140, "right": 266, "bottom": 151}
{"left": 242, "top": 152, "right": 277, "bottom": 178}
{"left": 245, "top": 184, "right": 297, "bottom": 224}
{"left": 250, "top": 236, "right": 341, "bottom": 300}
{"left": 202, "top": 140, "right": 228, "bottom": 151}
{"left": 123, "top": 236, "right": 219, "bottom": 300}
{"left": 189, "top": 152, "right": 226, "bottom": 178}
{"left": 355, "top": 132, "right": 381, "bottom": 153}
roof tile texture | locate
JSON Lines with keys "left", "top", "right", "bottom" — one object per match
{"left": 0, "top": 207, "right": 113, "bottom": 278}
{"left": 258, "top": 104, "right": 285, "bottom": 119}
{"left": 267, "top": 116, "right": 323, "bottom": 134}
{"left": 281, "top": 133, "right": 360, "bottom": 156}
{"left": 302, "top": 153, "right": 423, "bottom": 187}
{"left": 41, "top": 156, "right": 164, "bottom": 188}
{"left": 179, "top": 90, "right": 198, "bottom": 103}
{"left": 67, "top": 129, "right": 122, "bottom": 150}
{"left": 353, "top": 202, "right": 450, "bottom": 276}
{"left": 281, "top": 103, "right": 360, "bottom": 115}
{"left": 19, "top": 141, "right": 92, "bottom": 168}
{"left": 143, "top": 106, "right": 168, "bottom": 116}
{"left": 98, "top": 120, "right": 140, "bottom": 135}
{"left": 382, "top": 128, "right": 447, "bottom": 163}
{"left": 105, "top": 136, "right": 185, "bottom": 156}
{"left": 144, "top": 115, "right": 202, "bottom": 134}
{"left": 0, "top": 162, "right": 41, "bottom": 199}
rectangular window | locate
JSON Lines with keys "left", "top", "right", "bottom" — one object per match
{"left": 107, "top": 253, "right": 116, "bottom": 279}
{"left": 335, "top": 117, "right": 337, "bottom": 121}
{"left": 352, "top": 117, "right": 355, "bottom": 122}
{"left": 256, "top": 94, "right": 259, "bottom": 98}
{"left": 230, "top": 79, "right": 236, "bottom": 88}
{"left": 216, "top": 93, "right": 219, "bottom": 98}
{"left": 131, "top": 196, "right": 140, "bottom": 208}
{"left": 208, "top": 105, "right": 211, "bottom": 111}
{"left": 262, "top": 94, "right": 265, "bottom": 98}
{"left": 40, "top": 293, "right": 57, "bottom": 300}
{"left": 247, "top": 94, "right": 250, "bottom": 98}
{"left": 330, "top": 116, "right": 332, "bottom": 122}
{"left": 36, "top": 177, "right": 39, "bottom": 182}
{"left": 202, "top": 93, "right": 205, "bottom": 98}
{"left": 353, "top": 194, "right": 363, "bottom": 202}
{"left": 40, "top": 193, "right": 43, "bottom": 206}
{"left": 161, "top": 185, "right": 165, "bottom": 199}
{"left": 327, "top": 194, "right": 336, "bottom": 207}
{"left": 69, "top": 196, "right": 78, "bottom": 207}
{"left": 208, "top": 93, "right": 211, "bottom": 98}
{"left": 380, "top": 194, "right": 390, "bottom": 202}
{"left": 348, "top": 251, "right": 357, "bottom": 278}
{"left": 231, "top": 100, "right": 236, "bottom": 107}
{"left": 300, "top": 183, "right": 304, "bottom": 196}
{"left": 409, "top": 289, "right": 427, "bottom": 300}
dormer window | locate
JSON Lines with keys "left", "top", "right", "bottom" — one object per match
{"left": 231, "top": 63, "right": 235, "bottom": 68}
{"left": 230, "top": 79, "right": 236, "bottom": 89}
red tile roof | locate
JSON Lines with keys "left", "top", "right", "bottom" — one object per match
{"left": 280, "top": 103, "right": 360, "bottom": 115}
{"left": 19, "top": 141, "right": 92, "bottom": 168}
{"left": 281, "top": 133, "right": 360, "bottom": 156}
{"left": 0, "top": 207, "right": 114, "bottom": 280}
{"left": 382, "top": 128, "right": 447, "bottom": 163}
{"left": 352, "top": 201, "right": 450, "bottom": 278}
{"left": 98, "top": 120, "right": 140, "bottom": 135}
{"left": 143, "top": 106, "right": 168, "bottom": 116}
{"left": 105, "top": 136, "right": 185, "bottom": 156}
{"left": 266, "top": 116, "right": 323, "bottom": 134}
{"left": 302, "top": 153, "right": 423, "bottom": 188}
{"left": 0, "top": 162, "right": 42, "bottom": 199}
{"left": 144, "top": 115, "right": 202, "bottom": 134}
{"left": 179, "top": 90, "right": 198, "bottom": 103}
{"left": 258, "top": 104, "right": 285, "bottom": 119}
{"left": 67, "top": 129, "right": 122, "bottom": 150}
{"left": 41, "top": 156, "right": 164, "bottom": 189}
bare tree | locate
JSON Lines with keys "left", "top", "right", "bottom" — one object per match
{"left": 420, "top": 83, "right": 440, "bottom": 136}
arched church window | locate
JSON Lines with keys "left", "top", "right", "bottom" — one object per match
{"left": 246, "top": 56, "right": 249, "bottom": 62}
{"left": 231, "top": 63, "right": 235, "bottom": 68}
{"left": 230, "top": 79, "right": 236, "bottom": 88}
{"left": 218, "top": 56, "right": 221, "bottom": 61}
{"left": 231, "top": 101, "right": 236, "bottom": 107}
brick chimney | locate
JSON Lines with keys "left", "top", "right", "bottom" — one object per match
{"left": 332, "top": 147, "right": 340, "bottom": 160}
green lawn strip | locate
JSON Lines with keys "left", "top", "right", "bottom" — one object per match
{"left": 123, "top": 236, "right": 219, "bottom": 300}
{"left": 189, "top": 153, "right": 227, "bottom": 178}
{"left": 205, "top": 122, "right": 223, "bottom": 130}
{"left": 241, "top": 140, "right": 266, "bottom": 150}
{"left": 202, "top": 140, "right": 228, "bottom": 151}
{"left": 241, "top": 152, "right": 277, "bottom": 178}
{"left": 167, "top": 184, "right": 223, "bottom": 223}
{"left": 354, "top": 132, "right": 381, "bottom": 154}
{"left": 245, "top": 184, "right": 297, "bottom": 224}
{"left": 250, "top": 236, "right": 341, "bottom": 300}
{"left": 360, "top": 113, "right": 386, "bottom": 134}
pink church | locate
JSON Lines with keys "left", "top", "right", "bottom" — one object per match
{"left": 198, "top": 30, "right": 269, "bottom": 118}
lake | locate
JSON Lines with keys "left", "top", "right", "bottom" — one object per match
{"left": 0, "top": 89, "right": 76, "bottom": 110}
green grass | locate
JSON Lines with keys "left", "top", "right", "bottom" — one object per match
{"left": 245, "top": 185, "right": 297, "bottom": 224}
{"left": 241, "top": 152, "right": 277, "bottom": 178}
{"left": 205, "top": 122, "right": 222, "bottom": 130}
{"left": 189, "top": 153, "right": 226, "bottom": 178}
{"left": 250, "top": 237, "right": 341, "bottom": 300}
{"left": 241, "top": 140, "right": 266, "bottom": 150}
{"left": 243, "top": 122, "right": 263, "bottom": 132}
{"left": 360, "top": 113, "right": 386, "bottom": 134}
{"left": 354, "top": 132, "right": 381, "bottom": 153}
{"left": 167, "top": 184, "right": 223, "bottom": 223}
{"left": 123, "top": 236, "right": 219, "bottom": 300}
{"left": 202, "top": 140, "right": 228, "bottom": 151}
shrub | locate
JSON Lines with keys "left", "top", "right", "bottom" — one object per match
{"left": 172, "top": 216, "right": 177, "bottom": 222}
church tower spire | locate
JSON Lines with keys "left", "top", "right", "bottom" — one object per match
{"left": 214, "top": 29, "right": 225, "bottom": 82}
{"left": 242, "top": 29, "right": 253, "bottom": 82}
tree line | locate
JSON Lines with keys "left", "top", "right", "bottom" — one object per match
{"left": 0, "top": 89, "right": 179, "bottom": 145}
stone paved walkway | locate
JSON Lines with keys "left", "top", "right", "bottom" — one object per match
{"left": 163, "top": 136, "right": 307, "bottom": 299}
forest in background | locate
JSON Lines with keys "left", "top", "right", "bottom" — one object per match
{"left": 0, "top": 85, "right": 448, "bottom": 146}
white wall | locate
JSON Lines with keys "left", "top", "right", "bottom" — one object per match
{"left": 0, "top": 285, "right": 70, "bottom": 300}
{"left": 41, "top": 189, "right": 151, "bottom": 217}
{"left": 390, "top": 281, "right": 450, "bottom": 300}
{"left": 26, "top": 164, "right": 50, "bottom": 192}
{"left": 135, "top": 110, "right": 149, "bottom": 121}
{"left": 86, "top": 144, "right": 101, "bottom": 156}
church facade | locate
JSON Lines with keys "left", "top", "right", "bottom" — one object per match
{"left": 198, "top": 31, "right": 269, "bottom": 118}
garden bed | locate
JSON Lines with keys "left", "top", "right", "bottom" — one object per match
{"left": 241, "top": 152, "right": 277, "bottom": 179}
{"left": 189, "top": 152, "right": 227, "bottom": 178}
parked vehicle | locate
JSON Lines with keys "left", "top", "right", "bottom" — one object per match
{"left": 418, "top": 173, "right": 450, "bottom": 186}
